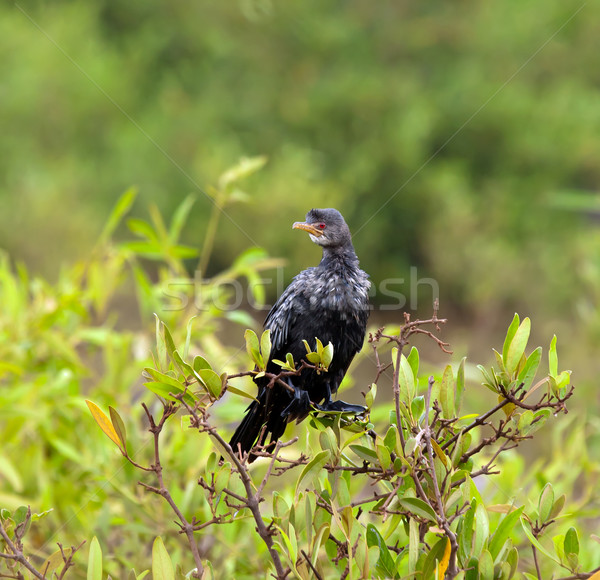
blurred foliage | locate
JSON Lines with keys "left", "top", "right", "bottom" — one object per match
{"left": 1, "top": 191, "right": 600, "bottom": 578}
{"left": 2, "top": 0, "right": 600, "bottom": 322}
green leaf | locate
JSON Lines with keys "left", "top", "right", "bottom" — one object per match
{"left": 144, "top": 381, "right": 196, "bottom": 407}
{"left": 296, "top": 450, "right": 330, "bottom": 495}
{"left": 322, "top": 342, "right": 334, "bottom": 368}
{"left": 549, "top": 494, "right": 566, "bottom": 520}
{"left": 408, "top": 518, "right": 419, "bottom": 574}
{"left": 260, "top": 329, "right": 272, "bottom": 366}
{"left": 127, "top": 217, "right": 159, "bottom": 242}
{"left": 152, "top": 537, "right": 175, "bottom": 580}
{"left": 198, "top": 368, "right": 223, "bottom": 399}
{"left": 87, "top": 536, "right": 102, "bottom": 580}
{"left": 169, "top": 195, "right": 195, "bottom": 243}
{"left": 143, "top": 367, "right": 182, "bottom": 390}
{"left": 244, "top": 329, "right": 263, "bottom": 368}
{"left": 488, "top": 506, "right": 524, "bottom": 559}
{"left": 406, "top": 346, "right": 419, "bottom": 378}
{"left": 109, "top": 406, "right": 127, "bottom": 451}
{"left": 518, "top": 347, "right": 542, "bottom": 391}
{"left": 472, "top": 502, "right": 489, "bottom": 559}
{"left": 564, "top": 527, "right": 579, "bottom": 556}
{"left": 193, "top": 355, "right": 212, "bottom": 372}
{"left": 549, "top": 335, "right": 558, "bottom": 377}
{"left": 366, "top": 523, "right": 396, "bottom": 578}
{"left": 397, "top": 497, "right": 438, "bottom": 523}
{"left": 99, "top": 187, "right": 137, "bottom": 244}
{"left": 349, "top": 445, "right": 378, "bottom": 463}
{"left": 398, "top": 354, "right": 416, "bottom": 401}
{"left": 227, "top": 384, "right": 258, "bottom": 401}
{"left": 506, "top": 317, "right": 531, "bottom": 375}
{"left": 522, "top": 408, "right": 552, "bottom": 436}
{"left": 478, "top": 550, "right": 494, "bottom": 580}
{"left": 502, "top": 314, "right": 521, "bottom": 366}
{"left": 459, "top": 501, "right": 476, "bottom": 563}
{"left": 538, "top": 483, "right": 554, "bottom": 523}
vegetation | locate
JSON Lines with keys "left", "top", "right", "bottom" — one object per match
{"left": 2, "top": 182, "right": 600, "bottom": 578}
{"left": 2, "top": 2, "right": 600, "bottom": 577}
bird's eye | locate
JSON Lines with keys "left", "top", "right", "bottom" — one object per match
{"left": 318, "top": 223, "right": 326, "bottom": 229}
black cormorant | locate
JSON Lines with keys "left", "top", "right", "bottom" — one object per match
{"left": 229, "top": 208, "right": 370, "bottom": 458}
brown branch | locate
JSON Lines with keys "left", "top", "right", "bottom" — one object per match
{"left": 422, "top": 376, "right": 459, "bottom": 578}
{"left": 0, "top": 514, "right": 45, "bottom": 580}
{"left": 179, "top": 398, "right": 288, "bottom": 580}
{"left": 138, "top": 402, "right": 205, "bottom": 578}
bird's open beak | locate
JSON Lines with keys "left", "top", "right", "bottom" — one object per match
{"left": 292, "top": 222, "right": 323, "bottom": 237}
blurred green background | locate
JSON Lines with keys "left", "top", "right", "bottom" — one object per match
{"left": 2, "top": 0, "right": 600, "bottom": 575}
{"left": 4, "top": 0, "right": 600, "bottom": 365}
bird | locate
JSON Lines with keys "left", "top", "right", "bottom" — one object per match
{"left": 229, "top": 208, "right": 370, "bottom": 460}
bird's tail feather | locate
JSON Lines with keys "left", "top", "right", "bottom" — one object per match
{"left": 228, "top": 400, "right": 266, "bottom": 457}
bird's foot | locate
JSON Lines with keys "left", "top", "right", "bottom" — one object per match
{"left": 316, "top": 399, "right": 367, "bottom": 415}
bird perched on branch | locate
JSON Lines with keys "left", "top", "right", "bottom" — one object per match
{"left": 229, "top": 208, "right": 370, "bottom": 459}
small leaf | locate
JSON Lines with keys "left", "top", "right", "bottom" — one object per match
{"left": 398, "top": 354, "right": 416, "bottom": 401}
{"left": 472, "top": 502, "right": 489, "bottom": 558}
{"left": 549, "top": 494, "right": 566, "bottom": 520}
{"left": 87, "top": 536, "right": 102, "bottom": 580}
{"left": 439, "top": 365, "right": 455, "bottom": 418}
{"left": 260, "top": 329, "right": 272, "bottom": 365}
{"left": 502, "top": 314, "right": 520, "bottom": 366}
{"left": 564, "top": 527, "right": 579, "bottom": 556}
{"left": 109, "top": 406, "right": 127, "bottom": 451}
{"left": 366, "top": 523, "right": 396, "bottom": 578}
{"left": 244, "top": 329, "right": 263, "bottom": 368}
{"left": 198, "top": 368, "right": 223, "bottom": 399}
{"left": 152, "top": 537, "right": 175, "bottom": 580}
{"left": 488, "top": 506, "right": 524, "bottom": 559}
{"left": 506, "top": 317, "right": 531, "bottom": 375}
{"left": 549, "top": 335, "right": 558, "bottom": 377}
{"left": 227, "top": 384, "right": 258, "bottom": 401}
{"left": 99, "top": 187, "right": 137, "bottom": 244}
{"left": 518, "top": 347, "right": 542, "bottom": 391}
{"left": 478, "top": 550, "right": 494, "bottom": 580}
{"left": 538, "top": 483, "right": 554, "bottom": 523}
{"left": 193, "top": 355, "right": 212, "bottom": 371}
{"left": 349, "top": 445, "right": 378, "bottom": 463}
{"left": 397, "top": 497, "right": 438, "bottom": 523}
{"left": 406, "top": 346, "right": 419, "bottom": 378}
{"left": 431, "top": 439, "right": 449, "bottom": 467}
{"left": 322, "top": 342, "right": 334, "bottom": 368}
{"left": 296, "top": 450, "right": 330, "bottom": 495}
{"left": 86, "top": 401, "right": 123, "bottom": 450}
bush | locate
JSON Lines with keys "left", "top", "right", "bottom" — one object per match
{"left": 1, "top": 169, "right": 599, "bottom": 578}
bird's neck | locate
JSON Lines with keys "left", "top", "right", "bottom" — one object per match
{"left": 319, "top": 244, "right": 359, "bottom": 268}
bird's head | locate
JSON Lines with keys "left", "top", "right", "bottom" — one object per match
{"left": 292, "top": 208, "right": 352, "bottom": 249}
